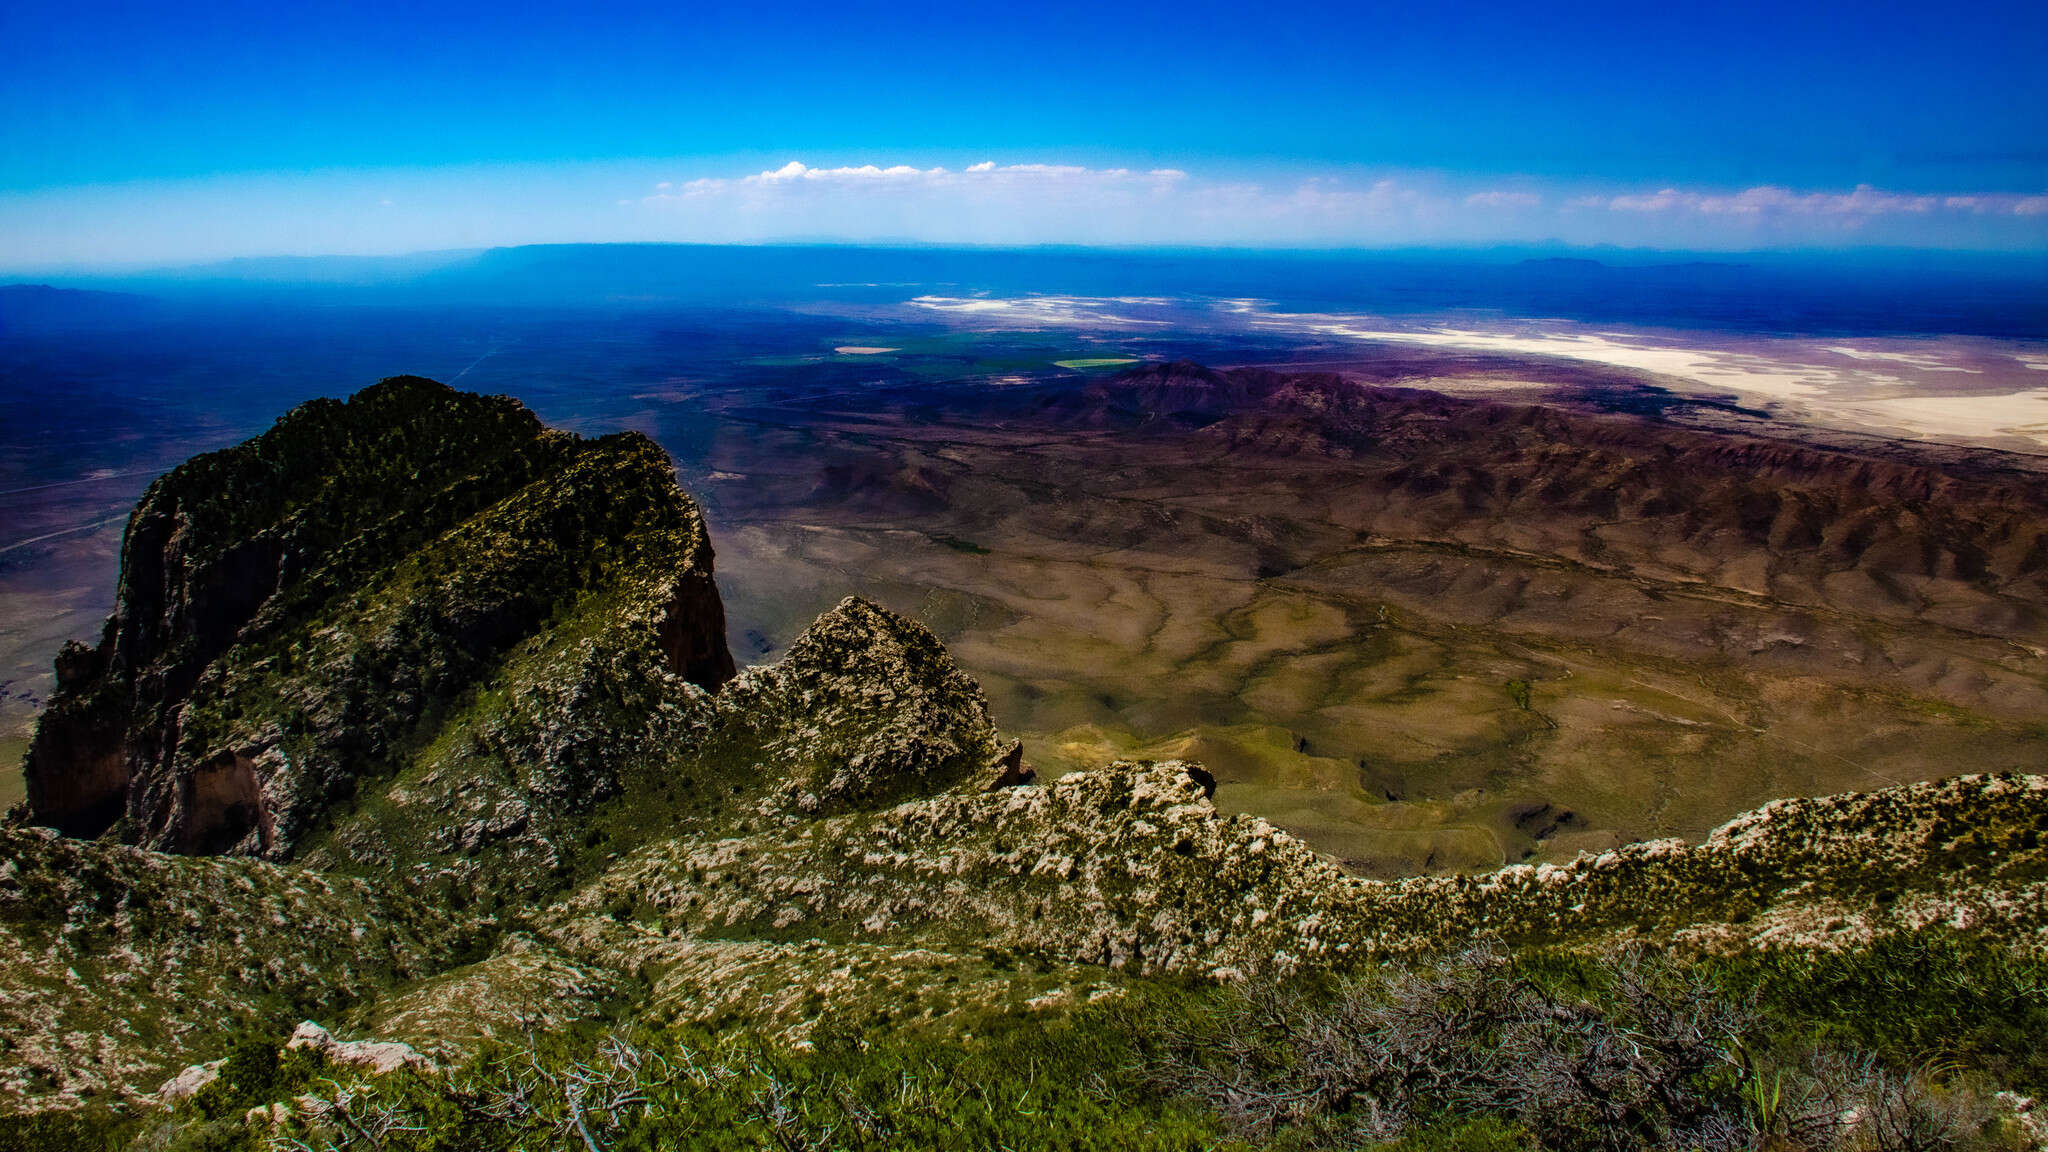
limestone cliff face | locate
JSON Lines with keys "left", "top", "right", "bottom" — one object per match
{"left": 21, "top": 376, "right": 734, "bottom": 862}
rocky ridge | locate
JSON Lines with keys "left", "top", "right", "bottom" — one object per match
{"left": 4, "top": 378, "right": 2045, "bottom": 1119}
{"left": 7, "top": 742, "right": 2044, "bottom": 1111}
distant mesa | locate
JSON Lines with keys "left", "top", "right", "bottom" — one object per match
{"left": 0, "top": 283, "right": 157, "bottom": 332}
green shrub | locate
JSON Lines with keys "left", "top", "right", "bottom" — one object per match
{"left": 0, "top": 1111, "right": 142, "bottom": 1152}
{"left": 188, "top": 1038, "right": 327, "bottom": 1122}
{"left": 1366, "top": 1115, "right": 1538, "bottom": 1152}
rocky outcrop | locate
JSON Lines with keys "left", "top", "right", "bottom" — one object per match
{"left": 26, "top": 378, "right": 560, "bottom": 841}
{"left": 282, "top": 1021, "right": 431, "bottom": 1075}
{"left": 1353, "top": 770, "right": 2048, "bottom": 955}
{"left": 700, "top": 596, "right": 1003, "bottom": 817}
{"left": 152, "top": 1021, "right": 430, "bottom": 1112}
{"left": 20, "top": 377, "right": 734, "bottom": 864}
{"left": 985, "top": 739, "right": 1035, "bottom": 789}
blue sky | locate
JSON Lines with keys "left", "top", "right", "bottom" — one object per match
{"left": 3, "top": 0, "right": 2046, "bottom": 267}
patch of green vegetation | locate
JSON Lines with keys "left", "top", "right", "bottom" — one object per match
{"left": 0, "top": 1111, "right": 143, "bottom": 1152}
{"left": 152, "top": 999, "right": 1233, "bottom": 1151}
{"left": 930, "top": 532, "right": 991, "bottom": 555}
{"left": 1367, "top": 1117, "right": 1539, "bottom": 1152}
{"left": 1504, "top": 678, "right": 1533, "bottom": 712}
{"left": 185, "top": 1039, "right": 329, "bottom": 1122}
{"left": 1699, "top": 930, "right": 2048, "bottom": 1093}
{"left": 1054, "top": 358, "right": 1141, "bottom": 370}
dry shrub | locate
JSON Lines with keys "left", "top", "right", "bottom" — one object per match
{"left": 1139, "top": 945, "right": 1752, "bottom": 1150}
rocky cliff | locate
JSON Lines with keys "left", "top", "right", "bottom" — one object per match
{"left": 20, "top": 376, "right": 733, "bottom": 877}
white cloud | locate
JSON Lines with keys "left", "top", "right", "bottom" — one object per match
{"left": 664, "top": 160, "right": 1192, "bottom": 201}
{"left": 743, "top": 161, "right": 949, "bottom": 184}
{"left": 623, "top": 161, "right": 2048, "bottom": 250}
{"left": 647, "top": 157, "right": 1196, "bottom": 214}
{"left": 638, "top": 161, "right": 1452, "bottom": 245}
{"left": 1600, "top": 183, "right": 2043, "bottom": 218}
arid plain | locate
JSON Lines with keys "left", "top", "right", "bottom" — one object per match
{"left": 687, "top": 342, "right": 2048, "bottom": 875}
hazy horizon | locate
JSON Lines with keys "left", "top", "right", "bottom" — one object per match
{"left": 8, "top": 235, "right": 2047, "bottom": 285}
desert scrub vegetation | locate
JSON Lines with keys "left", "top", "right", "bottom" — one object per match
{"left": 1130, "top": 943, "right": 2046, "bottom": 1152}
{"left": 76, "top": 936, "right": 2048, "bottom": 1152}
{"left": 0, "top": 825, "right": 477, "bottom": 1113}
{"left": 113, "top": 1008, "right": 1226, "bottom": 1152}
{"left": 1132, "top": 945, "right": 1750, "bottom": 1149}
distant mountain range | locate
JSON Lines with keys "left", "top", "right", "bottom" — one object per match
{"left": 11, "top": 242, "right": 2046, "bottom": 337}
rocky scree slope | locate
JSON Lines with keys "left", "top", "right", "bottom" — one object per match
{"left": 4, "top": 379, "right": 2046, "bottom": 1117}
{"left": 0, "top": 823, "right": 475, "bottom": 1111}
